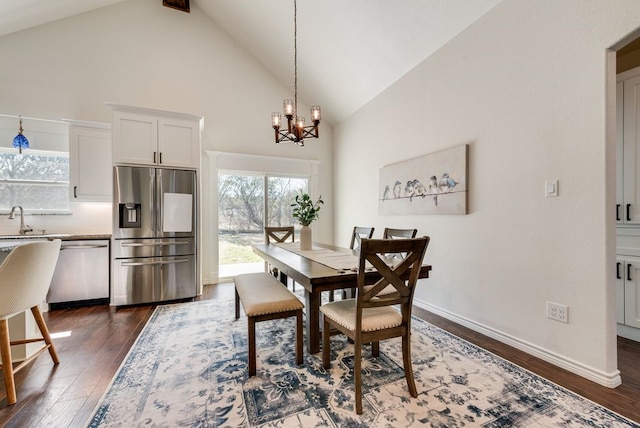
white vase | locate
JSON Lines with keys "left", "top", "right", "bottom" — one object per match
{"left": 300, "top": 225, "right": 312, "bottom": 250}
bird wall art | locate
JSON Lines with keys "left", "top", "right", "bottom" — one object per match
{"left": 379, "top": 144, "right": 468, "bottom": 215}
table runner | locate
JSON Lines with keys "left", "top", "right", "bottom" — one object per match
{"left": 274, "top": 242, "right": 370, "bottom": 272}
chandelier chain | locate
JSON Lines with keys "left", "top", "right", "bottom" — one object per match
{"left": 293, "top": 0, "right": 298, "bottom": 120}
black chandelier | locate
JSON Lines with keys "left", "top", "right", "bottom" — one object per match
{"left": 271, "top": 0, "right": 321, "bottom": 146}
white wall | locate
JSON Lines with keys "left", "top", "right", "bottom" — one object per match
{"left": 333, "top": 0, "right": 640, "bottom": 386}
{"left": 0, "top": 0, "right": 334, "bottom": 282}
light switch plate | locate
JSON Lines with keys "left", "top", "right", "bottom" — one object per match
{"left": 545, "top": 180, "right": 559, "bottom": 197}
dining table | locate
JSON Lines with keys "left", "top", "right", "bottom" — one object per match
{"left": 251, "top": 241, "right": 432, "bottom": 354}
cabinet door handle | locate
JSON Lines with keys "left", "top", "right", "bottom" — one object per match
{"left": 73, "top": 186, "right": 77, "bottom": 198}
{"left": 617, "top": 262, "right": 621, "bottom": 279}
{"left": 153, "top": 151, "right": 157, "bottom": 163}
{"left": 627, "top": 204, "right": 632, "bottom": 221}
{"left": 159, "top": 152, "right": 163, "bottom": 164}
{"left": 617, "top": 204, "right": 621, "bottom": 221}
{"left": 628, "top": 263, "right": 632, "bottom": 282}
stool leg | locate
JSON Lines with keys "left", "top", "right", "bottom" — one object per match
{"left": 235, "top": 287, "right": 240, "bottom": 319}
{"left": 31, "top": 306, "right": 59, "bottom": 364}
{"left": 248, "top": 317, "right": 256, "bottom": 376}
{"left": 295, "top": 309, "right": 303, "bottom": 365}
{"left": 372, "top": 341, "right": 380, "bottom": 358}
{"left": 322, "top": 317, "right": 331, "bottom": 369}
{"left": 0, "top": 319, "right": 16, "bottom": 405}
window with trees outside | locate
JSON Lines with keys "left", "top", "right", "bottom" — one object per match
{"left": 218, "top": 174, "right": 307, "bottom": 278}
{"left": 0, "top": 115, "right": 70, "bottom": 214}
{"left": 0, "top": 149, "right": 70, "bottom": 213}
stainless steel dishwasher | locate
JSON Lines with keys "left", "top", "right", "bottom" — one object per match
{"left": 47, "top": 239, "right": 110, "bottom": 308}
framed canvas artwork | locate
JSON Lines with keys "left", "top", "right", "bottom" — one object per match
{"left": 379, "top": 144, "right": 468, "bottom": 215}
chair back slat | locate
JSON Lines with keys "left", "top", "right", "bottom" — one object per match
{"left": 381, "top": 228, "right": 418, "bottom": 259}
{"left": 356, "top": 237, "right": 430, "bottom": 321}
{"left": 350, "top": 226, "right": 375, "bottom": 251}
{"left": 265, "top": 226, "right": 295, "bottom": 244}
{"left": 382, "top": 228, "right": 417, "bottom": 239}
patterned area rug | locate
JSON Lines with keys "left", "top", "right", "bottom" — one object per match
{"left": 87, "top": 298, "right": 638, "bottom": 427}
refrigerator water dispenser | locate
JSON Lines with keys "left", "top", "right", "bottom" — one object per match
{"left": 119, "top": 203, "right": 141, "bottom": 228}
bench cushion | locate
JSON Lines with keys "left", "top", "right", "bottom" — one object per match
{"left": 234, "top": 272, "right": 303, "bottom": 317}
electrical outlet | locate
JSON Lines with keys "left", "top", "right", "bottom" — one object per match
{"left": 546, "top": 301, "right": 568, "bottom": 323}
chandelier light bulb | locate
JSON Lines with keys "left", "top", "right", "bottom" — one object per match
{"left": 310, "top": 106, "right": 321, "bottom": 123}
{"left": 272, "top": 112, "right": 282, "bottom": 129}
{"left": 283, "top": 99, "right": 294, "bottom": 117}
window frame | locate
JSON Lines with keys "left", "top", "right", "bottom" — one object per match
{"left": 0, "top": 147, "right": 71, "bottom": 215}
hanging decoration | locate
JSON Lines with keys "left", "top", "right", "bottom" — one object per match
{"left": 12, "top": 116, "right": 29, "bottom": 154}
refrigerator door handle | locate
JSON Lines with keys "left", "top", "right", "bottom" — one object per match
{"left": 121, "top": 258, "right": 190, "bottom": 267}
{"left": 120, "top": 241, "right": 191, "bottom": 247}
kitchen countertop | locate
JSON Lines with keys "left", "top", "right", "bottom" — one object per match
{"left": 54, "top": 234, "right": 111, "bottom": 241}
{"left": 0, "top": 233, "right": 111, "bottom": 241}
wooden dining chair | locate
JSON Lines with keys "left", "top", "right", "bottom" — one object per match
{"left": 264, "top": 226, "right": 295, "bottom": 290}
{"left": 337, "top": 226, "right": 375, "bottom": 300}
{"left": 265, "top": 226, "right": 295, "bottom": 245}
{"left": 382, "top": 227, "right": 417, "bottom": 239}
{"left": 350, "top": 226, "right": 375, "bottom": 252}
{"left": 0, "top": 240, "right": 61, "bottom": 405}
{"left": 382, "top": 227, "right": 418, "bottom": 260}
{"left": 320, "top": 236, "right": 430, "bottom": 414}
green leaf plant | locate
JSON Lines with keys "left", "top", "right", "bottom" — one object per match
{"left": 291, "top": 192, "right": 324, "bottom": 226}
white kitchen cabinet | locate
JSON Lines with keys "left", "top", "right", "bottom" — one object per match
{"left": 617, "top": 256, "right": 640, "bottom": 328}
{"left": 69, "top": 123, "right": 112, "bottom": 202}
{"left": 108, "top": 104, "right": 201, "bottom": 169}
{"left": 616, "top": 229, "right": 640, "bottom": 341}
{"left": 617, "top": 67, "right": 640, "bottom": 224}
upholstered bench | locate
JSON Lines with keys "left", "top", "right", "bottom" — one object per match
{"left": 234, "top": 272, "right": 304, "bottom": 376}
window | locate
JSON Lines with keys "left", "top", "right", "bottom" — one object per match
{"left": 207, "top": 151, "right": 320, "bottom": 283}
{"left": 217, "top": 174, "right": 308, "bottom": 278}
{"left": 0, "top": 149, "right": 70, "bottom": 212}
{"left": 266, "top": 176, "right": 308, "bottom": 228}
{"left": 0, "top": 115, "right": 70, "bottom": 213}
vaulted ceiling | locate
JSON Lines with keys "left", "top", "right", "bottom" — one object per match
{"left": 0, "top": 0, "right": 502, "bottom": 124}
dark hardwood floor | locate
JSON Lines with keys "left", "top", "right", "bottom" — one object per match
{"left": 1, "top": 282, "right": 639, "bottom": 426}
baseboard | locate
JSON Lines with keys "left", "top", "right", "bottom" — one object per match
{"left": 414, "top": 299, "right": 622, "bottom": 388}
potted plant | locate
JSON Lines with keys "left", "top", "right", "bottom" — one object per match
{"left": 291, "top": 192, "right": 324, "bottom": 250}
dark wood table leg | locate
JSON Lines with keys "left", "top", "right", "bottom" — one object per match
{"left": 305, "top": 289, "right": 321, "bottom": 354}
{"left": 279, "top": 272, "right": 288, "bottom": 287}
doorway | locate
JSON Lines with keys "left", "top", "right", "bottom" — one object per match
{"left": 614, "top": 34, "right": 640, "bottom": 382}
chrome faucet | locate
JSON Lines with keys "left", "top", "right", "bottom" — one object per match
{"left": 8, "top": 206, "right": 33, "bottom": 235}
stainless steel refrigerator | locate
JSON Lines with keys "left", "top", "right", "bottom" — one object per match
{"left": 111, "top": 165, "right": 197, "bottom": 306}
